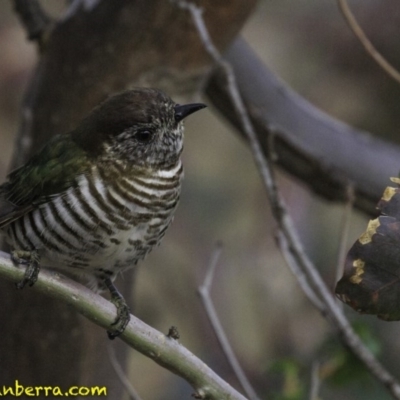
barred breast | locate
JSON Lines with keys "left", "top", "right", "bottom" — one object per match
{"left": 6, "top": 161, "right": 183, "bottom": 289}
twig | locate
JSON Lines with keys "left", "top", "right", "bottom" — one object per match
{"left": 0, "top": 251, "right": 247, "bottom": 400}
{"left": 198, "top": 244, "right": 261, "bottom": 400}
{"left": 176, "top": 1, "right": 400, "bottom": 398}
{"left": 334, "top": 184, "right": 355, "bottom": 290}
{"left": 107, "top": 343, "right": 143, "bottom": 400}
{"left": 276, "top": 232, "right": 325, "bottom": 313}
{"left": 13, "top": 0, "right": 52, "bottom": 48}
{"left": 309, "top": 361, "right": 321, "bottom": 400}
{"left": 270, "top": 132, "right": 324, "bottom": 312}
{"left": 338, "top": 0, "right": 400, "bottom": 84}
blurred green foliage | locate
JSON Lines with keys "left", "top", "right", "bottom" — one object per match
{"left": 270, "top": 358, "right": 305, "bottom": 400}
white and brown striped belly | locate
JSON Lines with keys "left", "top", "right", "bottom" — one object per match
{"left": 6, "top": 162, "right": 183, "bottom": 286}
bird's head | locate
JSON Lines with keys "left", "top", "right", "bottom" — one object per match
{"left": 73, "top": 88, "right": 206, "bottom": 169}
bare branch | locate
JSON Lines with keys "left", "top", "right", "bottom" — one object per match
{"left": 13, "top": 0, "right": 52, "bottom": 47}
{"left": 181, "top": 2, "right": 400, "bottom": 399}
{"left": 0, "top": 251, "right": 247, "bottom": 400}
{"left": 206, "top": 38, "right": 400, "bottom": 216}
{"left": 276, "top": 232, "right": 325, "bottom": 313}
{"left": 107, "top": 343, "right": 143, "bottom": 400}
{"left": 338, "top": 0, "right": 400, "bottom": 84}
{"left": 309, "top": 361, "right": 321, "bottom": 400}
{"left": 198, "top": 244, "right": 260, "bottom": 400}
{"left": 201, "top": 243, "right": 223, "bottom": 291}
{"left": 270, "top": 130, "right": 325, "bottom": 312}
{"left": 334, "top": 184, "right": 355, "bottom": 290}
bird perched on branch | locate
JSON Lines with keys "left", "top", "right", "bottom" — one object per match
{"left": 0, "top": 88, "right": 206, "bottom": 339}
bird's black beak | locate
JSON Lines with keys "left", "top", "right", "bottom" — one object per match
{"left": 174, "top": 103, "right": 207, "bottom": 123}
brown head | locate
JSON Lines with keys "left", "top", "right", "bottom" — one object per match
{"left": 72, "top": 88, "right": 206, "bottom": 168}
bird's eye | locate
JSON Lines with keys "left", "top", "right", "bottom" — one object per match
{"left": 135, "top": 129, "right": 153, "bottom": 143}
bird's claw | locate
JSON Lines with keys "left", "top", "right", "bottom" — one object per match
{"left": 12, "top": 249, "right": 40, "bottom": 289}
{"left": 103, "top": 277, "right": 130, "bottom": 339}
{"left": 107, "top": 298, "right": 130, "bottom": 339}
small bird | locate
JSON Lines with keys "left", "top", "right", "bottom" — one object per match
{"left": 0, "top": 88, "right": 206, "bottom": 338}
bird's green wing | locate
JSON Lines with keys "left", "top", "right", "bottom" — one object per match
{"left": 0, "top": 133, "right": 91, "bottom": 228}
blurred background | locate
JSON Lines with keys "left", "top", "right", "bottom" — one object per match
{"left": 1, "top": 1, "right": 400, "bottom": 399}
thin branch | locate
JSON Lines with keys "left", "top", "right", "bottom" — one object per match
{"left": 276, "top": 232, "right": 325, "bottom": 313}
{"left": 13, "top": 0, "right": 53, "bottom": 48}
{"left": 198, "top": 244, "right": 261, "bottom": 400}
{"left": 107, "top": 343, "right": 143, "bottom": 400}
{"left": 177, "top": 1, "right": 400, "bottom": 398}
{"left": 338, "top": 0, "right": 400, "bottom": 84}
{"left": 271, "top": 131, "right": 325, "bottom": 313}
{"left": 334, "top": 184, "right": 355, "bottom": 290}
{"left": 309, "top": 361, "right": 321, "bottom": 400}
{"left": 0, "top": 251, "right": 247, "bottom": 400}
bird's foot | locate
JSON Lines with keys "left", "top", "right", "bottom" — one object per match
{"left": 103, "top": 277, "right": 130, "bottom": 340}
{"left": 12, "top": 249, "right": 40, "bottom": 289}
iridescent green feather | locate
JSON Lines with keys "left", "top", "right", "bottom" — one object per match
{"left": 0, "top": 133, "right": 92, "bottom": 227}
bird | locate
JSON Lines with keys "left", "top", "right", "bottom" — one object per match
{"left": 0, "top": 88, "right": 206, "bottom": 339}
